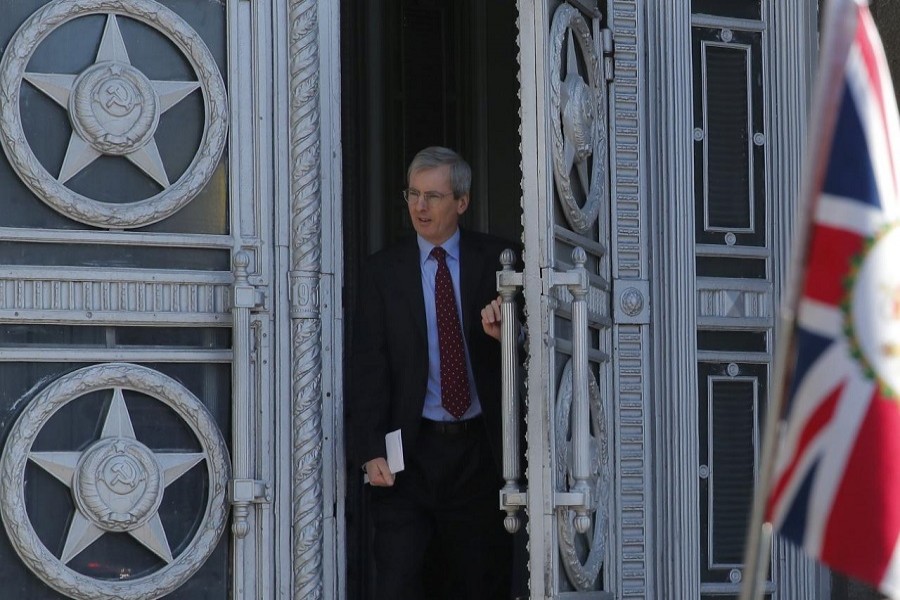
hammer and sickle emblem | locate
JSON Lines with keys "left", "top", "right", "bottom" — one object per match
{"left": 109, "top": 459, "right": 138, "bottom": 488}
{"left": 101, "top": 81, "right": 137, "bottom": 115}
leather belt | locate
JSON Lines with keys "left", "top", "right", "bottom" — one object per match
{"left": 420, "top": 415, "right": 483, "bottom": 437}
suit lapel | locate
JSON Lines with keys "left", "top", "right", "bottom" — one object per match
{"left": 396, "top": 237, "right": 428, "bottom": 346}
{"left": 459, "top": 230, "right": 486, "bottom": 343}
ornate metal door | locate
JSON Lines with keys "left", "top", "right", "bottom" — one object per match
{"left": 0, "top": 0, "right": 272, "bottom": 598}
{"left": 502, "top": 1, "right": 618, "bottom": 597}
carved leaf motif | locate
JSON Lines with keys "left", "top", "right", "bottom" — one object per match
{"left": 555, "top": 358, "right": 611, "bottom": 590}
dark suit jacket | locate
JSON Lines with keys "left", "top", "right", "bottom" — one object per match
{"left": 350, "top": 229, "right": 516, "bottom": 474}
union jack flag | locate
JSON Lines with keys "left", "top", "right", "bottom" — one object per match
{"left": 765, "top": 1, "right": 900, "bottom": 594}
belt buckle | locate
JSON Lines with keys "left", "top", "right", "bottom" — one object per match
{"left": 450, "top": 417, "right": 477, "bottom": 435}
{"left": 423, "top": 416, "right": 480, "bottom": 436}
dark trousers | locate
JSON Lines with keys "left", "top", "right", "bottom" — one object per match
{"left": 370, "top": 419, "right": 512, "bottom": 600}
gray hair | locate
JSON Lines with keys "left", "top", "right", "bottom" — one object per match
{"left": 407, "top": 146, "right": 472, "bottom": 198}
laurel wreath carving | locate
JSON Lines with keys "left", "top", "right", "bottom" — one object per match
{"left": 554, "top": 358, "right": 611, "bottom": 590}
{"left": 549, "top": 4, "right": 608, "bottom": 234}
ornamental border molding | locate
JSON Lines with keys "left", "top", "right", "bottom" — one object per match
{"left": 608, "top": 0, "right": 650, "bottom": 593}
{"left": 0, "top": 362, "right": 230, "bottom": 600}
{"left": 551, "top": 281, "right": 610, "bottom": 326}
{"left": 0, "top": 0, "right": 227, "bottom": 229}
{"left": 0, "top": 275, "right": 232, "bottom": 320}
{"left": 549, "top": 3, "right": 608, "bottom": 234}
{"left": 287, "top": 0, "right": 324, "bottom": 598}
{"left": 555, "top": 358, "right": 611, "bottom": 591}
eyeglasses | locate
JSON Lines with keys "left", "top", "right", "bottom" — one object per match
{"left": 402, "top": 189, "right": 453, "bottom": 205}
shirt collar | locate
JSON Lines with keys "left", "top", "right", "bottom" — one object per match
{"left": 417, "top": 229, "right": 461, "bottom": 266}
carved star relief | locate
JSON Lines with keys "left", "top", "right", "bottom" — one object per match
{"left": 29, "top": 389, "right": 204, "bottom": 565}
{"left": 560, "top": 33, "right": 593, "bottom": 194}
{"left": 23, "top": 13, "right": 199, "bottom": 188}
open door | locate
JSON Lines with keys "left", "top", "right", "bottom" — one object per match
{"left": 503, "top": 1, "right": 616, "bottom": 596}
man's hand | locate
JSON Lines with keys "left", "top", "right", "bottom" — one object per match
{"left": 365, "top": 457, "right": 395, "bottom": 486}
{"left": 481, "top": 295, "right": 503, "bottom": 341}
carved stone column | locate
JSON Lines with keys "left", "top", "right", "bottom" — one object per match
{"left": 288, "top": 0, "right": 324, "bottom": 598}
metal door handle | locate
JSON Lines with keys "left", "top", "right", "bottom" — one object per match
{"left": 497, "top": 249, "right": 526, "bottom": 533}
{"left": 497, "top": 248, "right": 596, "bottom": 534}
{"left": 549, "top": 248, "right": 594, "bottom": 533}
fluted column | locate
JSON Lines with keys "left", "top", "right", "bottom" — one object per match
{"left": 769, "top": 1, "right": 826, "bottom": 597}
{"left": 647, "top": 1, "right": 700, "bottom": 597}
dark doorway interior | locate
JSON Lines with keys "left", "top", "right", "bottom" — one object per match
{"left": 872, "top": 0, "right": 900, "bottom": 101}
{"left": 340, "top": 1, "right": 522, "bottom": 598}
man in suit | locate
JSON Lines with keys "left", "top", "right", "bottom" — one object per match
{"left": 351, "top": 146, "right": 513, "bottom": 599}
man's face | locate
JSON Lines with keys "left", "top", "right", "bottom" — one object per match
{"left": 407, "top": 165, "right": 469, "bottom": 246}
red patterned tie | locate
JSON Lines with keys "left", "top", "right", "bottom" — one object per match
{"left": 431, "top": 247, "right": 471, "bottom": 419}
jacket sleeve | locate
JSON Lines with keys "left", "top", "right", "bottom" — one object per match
{"left": 349, "top": 261, "right": 391, "bottom": 465}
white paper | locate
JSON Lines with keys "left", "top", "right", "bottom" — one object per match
{"left": 385, "top": 429, "right": 405, "bottom": 474}
{"left": 363, "top": 429, "right": 404, "bottom": 484}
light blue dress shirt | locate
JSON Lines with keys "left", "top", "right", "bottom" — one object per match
{"left": 417, "top": 230, "right": 483, "bottom": 421}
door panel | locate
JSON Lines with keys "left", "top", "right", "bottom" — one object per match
{"left": 0, "top": 362, "right": 231, "bottom": 599}
{"left": 514, "top": 1, "right": 614, "bottom": 596}
{"left": 0, "top": 0, "right": 269, "bottom": 598}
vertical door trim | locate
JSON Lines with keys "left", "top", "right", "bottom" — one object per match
{"left": 287, "top": 3, "right": 324, "bottom": 594}
{"left": 646, "top": 2, "right": 700, "bottom": 597}
{"left": 275, "top": 0, "right": 344, "bottom": 598}
{"left": 517, "top": 0, "right": 557, "bottom": 596}
{"left": 767, "top": 1, "right": 829, "bottom": 597}
{"left": 277, "top": 0, "right": 329, "bottom": 598}
{"left": 229, "top": 0, "right": 277, "bottom": 594}
{"left": 318, "top": 1, "right": 346, "bottom": 597}
{"left": 608, "top": 0, "right": 653, "bottom": 596}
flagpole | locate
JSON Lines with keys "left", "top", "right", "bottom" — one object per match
{"left": 738, "top": 1, "right": 862, "bottom": 598}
